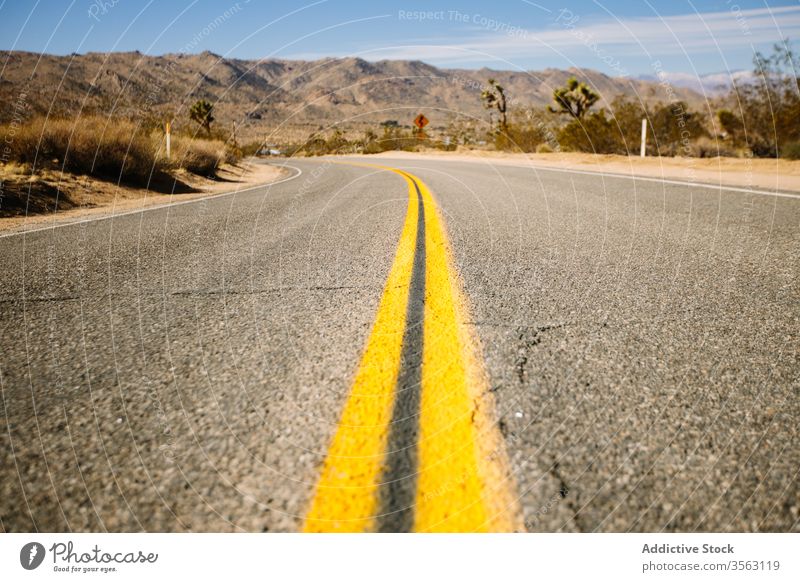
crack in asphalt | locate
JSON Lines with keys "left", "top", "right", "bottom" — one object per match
{"left": 0, "top": 285, "right": 369, "bottom": 304}
{"left": 515, "top": 323, "right": 566, "bottom": 384}
{"left": 549, "top": 459, "right": 584, "bottom": 532}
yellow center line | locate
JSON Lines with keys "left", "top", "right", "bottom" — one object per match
{"left": 409, "top": 172, "right": 521, "bottom": 532}
{"left": 303, "top": 162, "right": 522, "bottom": 533}
{"left": 302, "top": 170, "right": 419, "bottom": 533}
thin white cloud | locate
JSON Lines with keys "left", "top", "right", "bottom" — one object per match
{"left": 287, "top": 5, "right": 800, "bottom": 64}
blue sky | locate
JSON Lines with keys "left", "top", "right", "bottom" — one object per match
{"left": 1, "top": 0, "right": 798, "bottom": 76}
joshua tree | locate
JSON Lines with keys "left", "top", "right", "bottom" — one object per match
{"left": 481, "top": 78, "right": 508, "bottom": 132}
{"left": 548, "top": 77, "right": 600, "bottom": 119}
{"left": 189, "top": 99, "right": 215, "bottom": 135}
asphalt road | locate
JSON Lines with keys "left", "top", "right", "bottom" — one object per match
{"left": 1, "top": 156, "right": 798, "bottom": 532}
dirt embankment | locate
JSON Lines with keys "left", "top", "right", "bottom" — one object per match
{"left": 374, "top": 150, "right": 800, "bottom": 193}
{"left": 0, "top": 160, "right": 286, "bottom": 232}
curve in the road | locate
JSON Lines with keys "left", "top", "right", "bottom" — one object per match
{"left": 302, "top": 165, "right": 522, "bottom": 533}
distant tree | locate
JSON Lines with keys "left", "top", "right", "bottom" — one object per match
{"left": 481, "top": 79, "right": 508, "bottom": 132}
{"left": 548, "top": 77, "right": 600, "bottom": 119}
{"left": 648, "top": 101, "right": 707, "bottom": 156}
{"left": 753, "top": 39, "right": 799, "bottom": 90}
{"left": 731, "top": 39, "right": 800, "bottom": 157}
{"left": 189, "top": 99, "right": 215, "bottom": 135}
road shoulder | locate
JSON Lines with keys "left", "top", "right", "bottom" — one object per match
{"left": 371, "top": 150, "right": 800, "bottom": 194}
{"left": 0, "top": 159, "right": 289, "bottom": 234}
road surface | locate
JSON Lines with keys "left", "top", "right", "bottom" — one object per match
{"left": 1, "top": 156, "right": 798, "bottom": 532}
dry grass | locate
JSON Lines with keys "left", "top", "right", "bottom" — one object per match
{"left": 5, "top": 116, "right": 165, "bottom": 182}
{"left": 1, "top": 116, "right": 235, "bottom": 183}
{"left": 168, "top": 135, "right": 227, "bottom": 177}
{"left": 0, "top": 115, "right": 241, "bottom": 218}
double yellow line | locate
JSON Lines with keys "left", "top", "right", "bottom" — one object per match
{"left": 303, "top": 164, "right": 521, "bottom": 532}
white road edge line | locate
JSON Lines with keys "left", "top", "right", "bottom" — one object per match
{"left": 512, "top": 163, "right": 800, "bottom": 200}
{"left": 0, "top": 163, "right": 304, "bottom": 240}
{"left": 367, "top": 155, "right": 800, "bottom": 200}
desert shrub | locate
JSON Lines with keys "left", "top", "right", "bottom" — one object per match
{"left": 325, "top": 129, "right": 350, "bottom": 153}
{"left": 357, "top": 126, "right": 419, "bottom": 155}
{"left": 361, "top": 129, "right": 381, "bottom": 154}
{"left": 688, "top": 136, "right": 738, "bottom": 158}
{"left": 300, "top": 129, "right": 362, "bottom": 155}
{"left": 168, "top": 136, "right": 227, "bottom": 175}
{"left": 555, "top": 98, "right": 646, "bottom": 154}
{"left": 239, "top": 141, "right": 265, "bottom": 157}
{"left": 716, "top": 109, "right": 744, "bottom": 144}
{"left": 558, "top": 110, "right": 623, "bottom": 154}
{"left": 647, "top": 101, "right": 708, "bottom": 156}
{"left": 362, "top": 141, "right": 383, "bottom": 155}
{"left": 492, "top": 108, "right": 557, "bottom": 152}
{"left": 443, "top": 121, "right": 479, "bottom": 147}
{"left": 607, "top": 98, "right": 709, "bottom": 156}
{"left": 555, "top": 97, "right": 710, "bottom": 156}
{"left": 725, "top": 41, "right": 800, "bottom": 157}
{"left": 375, "top": 126, "right": 418, "bottom": 152}
{"left": 431, "top": 138, "right": 457, "bottom": 151}
{"left": 301, "top": 134, "right": 329, "bottom": 156}
{"left": 495, "top": 126, "right": 545, "bottom": 152}
{"left": 536, "top": 143, "right": 553, "bottom": 153}
{"left": 607, "top": 98, "right": 646, "bottom": 153}
{"left": 222, "top": 145, "right": 240, "bottom": 165}
{"left": 781, "top": 141, "right": 800, "bottom": 159}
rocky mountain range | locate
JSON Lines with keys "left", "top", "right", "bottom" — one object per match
{"left": 1, "top": 50, "right": 708, "bottom": 139}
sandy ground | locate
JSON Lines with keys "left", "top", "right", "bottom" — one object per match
{"left": 374, "top": 150, "right": 800, "bottom": 193}
{"left": 0, "top": 160, "right": 287, "bottom": 233}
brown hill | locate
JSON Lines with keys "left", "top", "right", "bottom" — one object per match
{"left": 0, "top": 51, "right": 706, "bottom": 140}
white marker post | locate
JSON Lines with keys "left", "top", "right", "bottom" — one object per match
{"left": 165, "top": 121, "right": 171, "bottom": 160}
{"left": 640, "top": 118, "right": 647, "bottom": 157}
